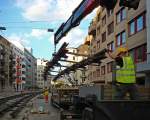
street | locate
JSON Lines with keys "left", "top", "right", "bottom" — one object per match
{"left": 28, "top": 95, "right": 60, "bottom": 120}
{"left": 1, "top": 94, "right": 60, "bottom": 120}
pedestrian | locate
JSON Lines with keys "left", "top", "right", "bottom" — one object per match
{"left": 106, "top": 47, "right": 139, "bottom": 100}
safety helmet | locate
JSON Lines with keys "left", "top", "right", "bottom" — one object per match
{"left": 116, "top": 47, "right": 128, "bottom": 55}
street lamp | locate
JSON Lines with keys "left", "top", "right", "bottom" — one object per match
{"left": 0, "top": 27, "right": 6, "bottom": 30}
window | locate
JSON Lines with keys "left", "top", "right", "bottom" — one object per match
{"left": 107, "top": 42, "right": 114, "bottom": 52}
{"left": 102, "top": 15, "right": 106, "bottom": 26}
{"left": 107, "top": 62, "right": 113, "bottom": 73}
{"left": 97, "top": 40, "right": 100, "bottom": 49}
{"left": 129, "top": 44, "right": 147, "bottom": 63}
{"left": 93, "top": 46, "right": 96, "bottom": 53}
{"left": 107, "top": 9, "right": 113, "bottom": 17}
{"left": 135, "top": 45, "right": 147, "bottom": 63}
{"left": 102, "top": 7, "right": 105, "bottom": 11}
{"left": 129, "top": 13, "right": 146, "bottom": 35}
{"left": 97, "top": 26, "right": 100, "bottom": 35}
{"left": 101, "top": 66, "right": 105, "bottom": 75}
{"left": 116, "top": 31, "right": 126, "bottom": 47}
{"left": 122, "top": 32, "right": 126, "bottom": 44}
{"left": 116, "top": 8, "right": 126, "bottom": 23}
{"left": 102, "top": 32, "right": 106, "bottom": 42}
{"left": 73, "top": 56, "right": 75, "bottom": 60}
{"left": 129, "top": 21, "right": 135, "bottom": 35}
{"left": 97, "top": 13, "right": 101, "bottom": 22}
{"left": 96, "top": 68, "right": 100, "bottom": 77}
{"left": 73, "top": 50, "right": 76, "bottom": 53}
{"left": 108, "top": 22, "right": 114, "bottom": 35}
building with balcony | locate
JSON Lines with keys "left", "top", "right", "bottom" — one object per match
{"left": 0, "top": 35, "right": 12, "bottom": 92}
{"left": 86, "top": 0, "right": 150, "bottom": 86}
{"left": 11, "top": 44, "right": 26, "bottom": 91}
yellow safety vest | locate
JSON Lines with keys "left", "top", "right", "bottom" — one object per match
{"left": 116, "top": 56, "right": 136, "bottom": 83}
{"left": 44, "top": 90, "right": 49, "bottom": 96}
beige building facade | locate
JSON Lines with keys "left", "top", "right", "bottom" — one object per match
{"left": 86, "top": 0, "right": 148, "bottom": 86}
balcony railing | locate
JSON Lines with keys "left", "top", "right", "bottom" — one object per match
{"left": 16, "top": 65, "right": 21, "bottom": 69}
{"left": 9, "top": 55, "right": 14, "bottom": 59}
{"left": 0, "top": 49, "right": 6, "bottom": 55}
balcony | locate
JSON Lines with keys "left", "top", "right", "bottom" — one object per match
{"left": 16, "top": 58, "right": 20, "bottom": 63}
{"left": 16, "top": 65, "right": 21, "bottom": 69}
{"left": 9, "top": 62, "right": 14, "bottom": 68}
{"left": 12, "top": 68, "right": 16, "bottom": 73}
{"left": 0, "top": 55, "right": 4, "bottom": 60}
{"left": 0, "top": 69, "right": 5, "bottom": 74}
{"left": 16, "top": 72, "right": 21, "bottom": 76}
{"left": 88, "top": 20, "right": 97, "bottom": 35}
{"left": 9, "top": 54, "right": 14, "bottom": 59}
{"left": 0, "top": 49, "right": 6, "bottom": 55}
{"left": 10, "top": 68, "right": 16, "bottom": 74}
{"left": 22, "top": 64, "right": 25, "bottom": 68}
{"left": 0, "top": 60, "right": 5, "bottom": 65}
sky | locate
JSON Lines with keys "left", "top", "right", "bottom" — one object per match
{"left": 0, "top": 0, "right": 97, "bottom": 60}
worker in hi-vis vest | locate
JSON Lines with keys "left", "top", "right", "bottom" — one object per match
{"left": 106, "top": 47, "right": 139, "bottom": 100}
{"left": 44, "top": 87, "right": 49, "bottom": 103}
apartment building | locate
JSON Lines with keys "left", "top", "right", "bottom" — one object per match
{"left": 0, "top": 35, "right": 12, "bottom": 92}
{"left": 24, "top": 48, "right": 37, "bottom": 89}
{"left": 86, "top": 0, "right": 148, "bottom": 86}
{"left": 11, "top": 44, "right": 26, "bottom": 91}
{"left": 37, "top": 59, "right": 47, "bottom": 89}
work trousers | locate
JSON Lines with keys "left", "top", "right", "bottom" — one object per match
{"left": 45, "top": 95, "right": 49, "bottom": 103}
{"left": 113, "top": 83, "right": 139, "bottom": 100}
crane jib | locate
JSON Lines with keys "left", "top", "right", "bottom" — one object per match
{"left": 54, "top": 0, "right": 140, "bottom": 45}
{"left": 54, "top": 0, "right": 101, "bottom": 45}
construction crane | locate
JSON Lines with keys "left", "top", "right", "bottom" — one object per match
{"left": 54, "top": 0, "right": 140, "bottom": 45}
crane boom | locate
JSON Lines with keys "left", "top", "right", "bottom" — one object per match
{"left": 54, "top": 0, "right": 140, "bottom": 45}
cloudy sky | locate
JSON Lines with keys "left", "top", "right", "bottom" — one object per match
{"left": 0, "top": 0, "right": 97, "bottom": 60}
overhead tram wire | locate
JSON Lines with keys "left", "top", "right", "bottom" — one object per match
{"left": 0, "top": 19, "right": 92, "bottom": 30}
{"left": 2, "top": 26, "right": 54, "bottom": 31}
{"left": 0, "top": 18, "right": 93, "bottom": 24}
{"left": 0, "top": 20, "right": 58, "bottom": 24}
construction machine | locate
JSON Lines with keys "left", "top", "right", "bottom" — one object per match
{"left": 51, "top": 0, "right": 150, "bottom": 120}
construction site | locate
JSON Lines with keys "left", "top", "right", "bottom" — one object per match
{"left": 0, "top": 0, "right": 150, "bottom": 120}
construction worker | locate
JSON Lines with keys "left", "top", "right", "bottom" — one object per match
{"left": 106, "top": 47, "right": 139, "bottom": 100}
{"left": 44, "top": 87, "right": 49, "bottom": 103}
